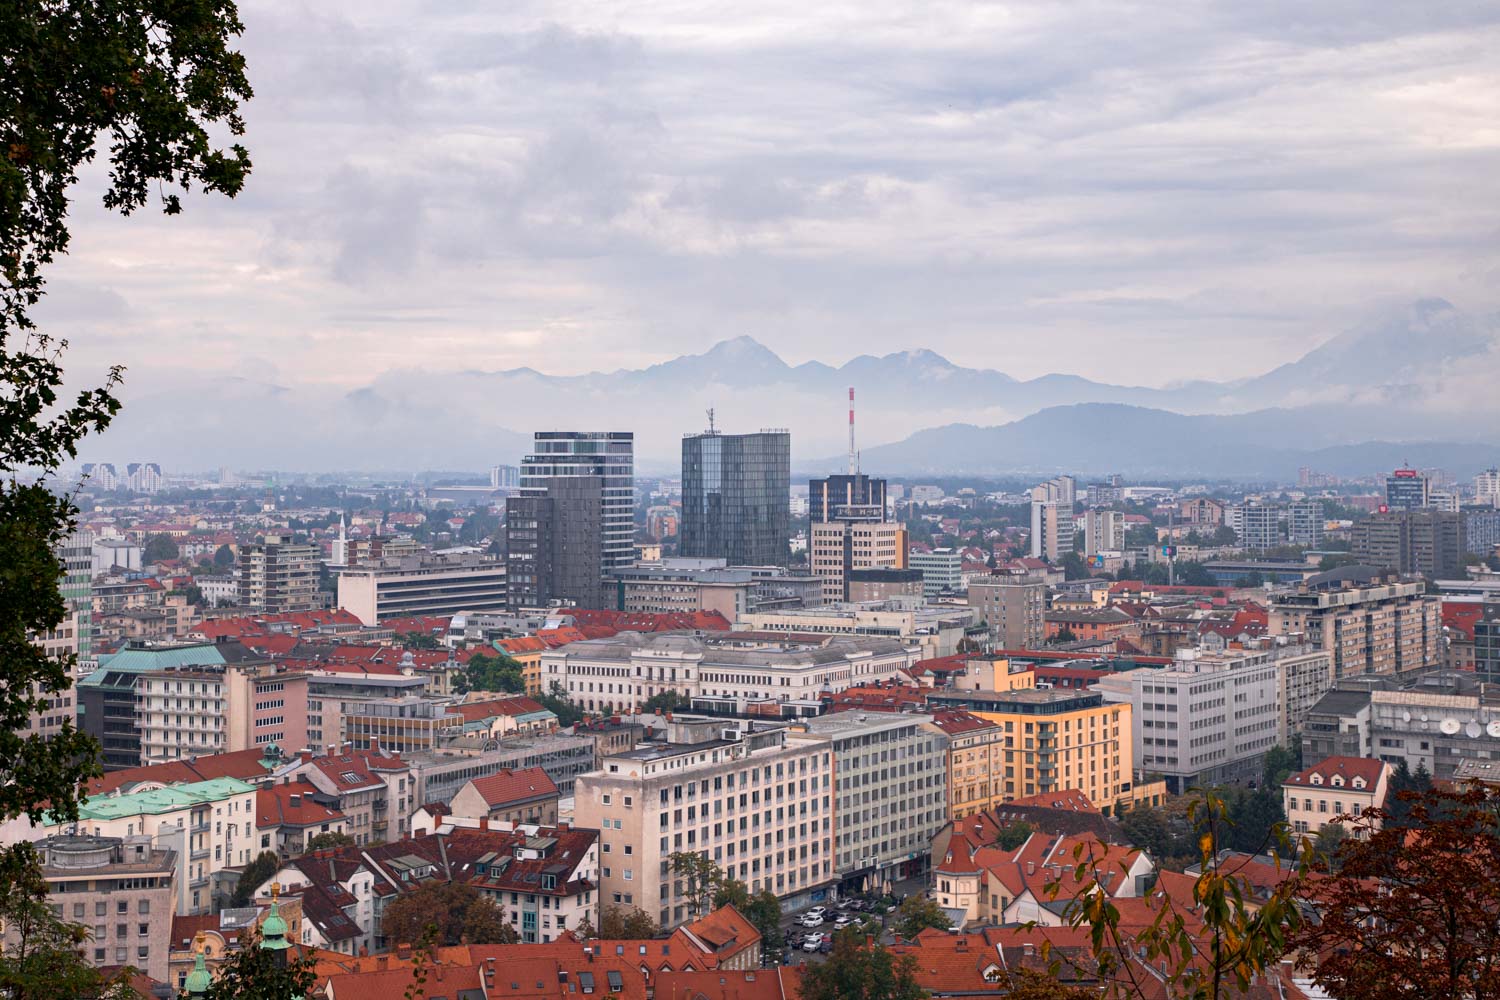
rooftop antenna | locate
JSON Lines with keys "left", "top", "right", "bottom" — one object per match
{"left": 706, "top": 407, "right": 716, "bottom": 434}
{"left": 848, "top": 387, "right": 856, "bottom": 475}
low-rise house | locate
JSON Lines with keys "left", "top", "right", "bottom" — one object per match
{"left": 255, "top": 781, "right": 349, "bottom": 857}
{"left": 271, "top": 742, "right": 411, "bottom": 846}
{"left": 1282, "top": 756, "right": 1390, "bottom": 837}
{"left": 448, "top": 767, "right": 560, "bottom": 826}
{"left": 260, "top": 819, "right": 600, "bottom": 955}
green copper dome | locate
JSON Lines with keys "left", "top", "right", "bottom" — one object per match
{"left": 259, "top": 890, "right": 290, "bottom": 951}
{"left": 184, "top": 938, "right": 212, "bottom": 995}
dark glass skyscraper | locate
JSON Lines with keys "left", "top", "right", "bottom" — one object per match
{"left": 680, "top": 429, "right": 791, "bottom": 567}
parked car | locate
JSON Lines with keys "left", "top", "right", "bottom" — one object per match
{"left": 806, "top": 906, "right": 827, "bottom": 919}
{"left": 799, "top": 913, "right": 824, "bottom": 928}
{"left": 833, "top": 914, "right": 854, "bottom": 929}
{"left": 819, "top": 937, "right": 833, "bottom": 954}
{"left": 802, "top": 934, "right": 825, "bottom": 953}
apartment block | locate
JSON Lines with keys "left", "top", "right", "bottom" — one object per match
{"left": 1029, "top": 477, "right": 1076, "bottom": 563}
{"left": 966, "top": 578, "right": 1046, "bottom": 651}
{"left": 933, "top": 711, "right": 1008, "bottom": 818}
{"left": 337, "top": 552, "right": 508, "bottom": 625}
{"left": 1082, "top": 509, "right": 1125, "bottom": 556}
{"left": 1233, "top": 503, "right": 1281, "bottom": 552}
{"left": 1268, "top": 569, "right": 1440, "bottom": 678}
{"left": 237, "top": 533, "right": 318, "bottom": 613}
{"left": 574, "top": 717, "right": 834, "bottom": 928}
{"left": 926, "top": 687, "right": 1133, "bottom": 814}
{"left": 809, "top": 474, "right": 905, "bottom": 602}
{"left": 136, "top": 663, "right": 309, "bottom": 763}
{"left": 1351, "top": 510, "right": 1466, "bottom": 578}
{"left": 45, "top": 777, "right": 258, "bottom": 915}
{"left": 16, "top": 836, "right": 176, "bottom": 980}
{"left": 1288, "top": 501, "right": 1325, "bottom": 547}
{"left": 798, "top": 712, "right": 948, "bottom": 892}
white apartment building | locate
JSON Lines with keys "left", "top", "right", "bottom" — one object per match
{"left": 135, "top": 664, "right": 309, "bottom": 764}
{"left": 1096, "top": 647, "right": 1281, "bottom": 795}
{"left": 1477, "top": 469, "right": 1500, "bottom": 507}
{"left": 42, "top": 777, "right": 258, "bottom": 915}
{"left": 797, "top": 713, "right": 948, "bottom": 892}
{"left": 574, "top": 718, "right": 834, "bottom": 928}
{"left": 909, "top": 548, "right": 964, "bottom": 599}
{"left": 1082, "top": 509, "right": 1125, "bottom": 557}
{"left": 543, "top": 632, "right": 918, "bottom": 713}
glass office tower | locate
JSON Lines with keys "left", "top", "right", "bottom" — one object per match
{"left": 680, "top": 429, "right": 791, "bottom": 567}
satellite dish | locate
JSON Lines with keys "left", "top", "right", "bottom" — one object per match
{"left": 1486, "top": 721, "right": 1500, "bottom": 738}
{"left": 1420, "top": 714, "right": 1429, "bottom": 723}
{"left": 1467, "top": 721, "right": 1483, "bottom": 739}
{"left": 1441, "top": 718, "right": 1462, "bottom": 736}
{"left": 1402, "top": 712, "right": 1411, "bottom": 722}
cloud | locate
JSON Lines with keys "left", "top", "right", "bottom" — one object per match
{"left": 35, "top": 0, "right": 1500, "bottom": 467}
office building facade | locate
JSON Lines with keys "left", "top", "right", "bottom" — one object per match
{"left": 337, "top": 552, "right": 508, "bottom": 624}
{"left": 519, "top": 431, "right": 635, "bottom": 573}
{"left": 506, "top": 476, "right": 605, "bottom": 609}
{"left": 680, "top": 429, "right": 791, "bottom": 567}
{"left": 1351, "top": 510, "right": 1466, "bottom": 578}
{"left": 1385, "top": 468, "right": 1429, "bottom": 511}
{"left": 573, "top": 718, "right": 834, "bottom": 928}
{"left": 909, "top": 548, "right": 963, "bottom": 598}
{"left": 808, "top": 474, "right": 905, "bottom": 602}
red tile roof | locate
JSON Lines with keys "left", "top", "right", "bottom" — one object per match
{"left": 1006, "top": 789, "right": 1097, "bottom": 812}
{"left": 85, "top": 748, "right": 274, "bottom": 796}
{"left": 1443, "top": 601, "right": 1485, "bottom": 641}
{"left": 453, "top": 697, "right": 550, "bottom": 723}
{"left": 465, "top": 767, "right": 558, "bottom": 808}
{"left": 930, "top": 710, "right": 1000, "bottom": 736}
{"left": 1284, "top": 756, "right": 1388, "bottom": 789}
{"left": 257, "top": 782, "right": 347, "bottom": 830}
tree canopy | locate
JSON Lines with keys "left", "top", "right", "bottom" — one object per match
{"left": 800, "top": 932, "right": 928, "bottom": 1000}
{"left": 381, "top": 881, "right": 520, "bottom": 947}
{"left": 891, "top": 895, "right": 952, "bottom": 941}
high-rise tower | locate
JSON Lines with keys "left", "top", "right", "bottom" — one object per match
{"left": 681, "top": 426, "right": 791, "bottom": 567}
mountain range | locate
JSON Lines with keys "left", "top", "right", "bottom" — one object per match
{"left": 87, "top": 298, "right": 1500, "bottom": 478}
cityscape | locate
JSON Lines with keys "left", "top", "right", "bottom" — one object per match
{"left": 5, "top": 4, "right": 1500, "bottom": 1000}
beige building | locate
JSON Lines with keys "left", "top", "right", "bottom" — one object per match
{"left": 448, "top": 767, "right": 560, "bottom": 826}
{"left": 1283, "top": 756, "right": 1390, "bottom": 837}
{"left": 135, "top": 663, "right": 309, "bottom": 764}
{"left": 737, "top": 601, "right": 973, "bottom": 660}
{"left": 238, "top": 533, "right": 318, "bottom": 613}
{"left": 1274, "top": 646, "right": 1336, "bottom": 746}
{"left": 574, "top": 717, "right": 833, "bottom": 929}
{"left": 932, "top": 711, "right": 1008, "bottom": 819}
{"left": 18, "top": 836, "right": 176, "bottom": 981}
{"left": 811, "top": 521, "right": 907, "bottom": 603}
{"left": 1082, "top": 509, "right": 1125, "bottom": 557}
{"left": 967, "top": 578, "right": 1046, "bottom": 650}
{"left": 1268, "top": 571, "right": 1441, "bottom": 678}
{"left": 40, "top": 777, "right": 258, "bottom": 915}
{"left": 339, "top": 696, "right": 464, "bottom": 753}
{"left": 797, "top": 712, "right": 948, "bottom": 892}
{"left": 273, "top": 744, "right": 412, "bottom": 847}
{"left": 337, "top": 552, "right": 508, "bottom": 625}
{"left": 543, "top": 631, "right": 918, "bottom": 713}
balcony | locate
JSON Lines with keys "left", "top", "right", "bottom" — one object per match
{"left": 191, "top": 848, "right": 210, "bottom": 860}
{"left": 191, "top": 822, "right": 211, "bottom": 834}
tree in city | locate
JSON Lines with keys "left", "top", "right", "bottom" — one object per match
{"left": 1045, "top": 790, "right": 1304, "bottom": 1000}
{"left": 400, "top": 631, "right": 442, "bottom": 651}
{"left": 642, "top": 690, "right": 684, "bottom": 714}
{"left": 891, "top": 895, "right": 951, "bottom": 941}
{"left": 1384, "top": 758, "right": 1434, "bottom": 829}
{"left": 231, "top": 850, "right": 282, "bottom": 907}
{"left": 456, "top": 652, "right": 525, "bottom": 694}
{"left": 213, "top": 543, "right": 236, "bottom": 570}
{"left": 598, "top": 904, "right": 662, "bottom": 939}
{"left": 1307, "top": 823, "right": 1348, "bottom": 871}
{"left": 670, "top": 851, "right": 724, "bottom": 919}
{"left": 302, "top": 831, "right": 355, "bottom": 853}
{"left": 0, "top": 845, "right": 136, "bottom": 1000}
{"left": 1260, "top": 745, "right": 1299, "bottom": 788}
{"left": 1295, "top": 783, "right": 1500, "bottom": 1000}
{"left": 538, "top": 682, "right": 586, "bottom": 727}
{"left": 712, "top": 878, "right": 783, "bottom": 954}
{"left": 197, "top": 926, "right": 317, "bottom": 1000}
{"left": 142, "top": 532, "right": 178, "bottom": 563}
{"left": 2, "top": 4, "right": 253, "bottom": 983}
{"left": 1115, "top": 802, "right": 1171, "bottom": 862}
{"left": 381, "top": 881, "right": 520, "bottom": 947}
{"left": 993, "top": 820, "right": 1036, "bottom": 851}
{"left": 799, "top": 932, "right": 927, "bottom": 1000}
{"left": 1224, "top": 785, "right": 1285, "bottom": 854}
{"left": 1048, "top": 626, "right": 1078, "bottom": 646}
{"left": 993, "top": 969, "right": 1097, "bottom": 1000}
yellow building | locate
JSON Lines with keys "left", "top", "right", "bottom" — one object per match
{"left": 494, "top": 636, "right": 549, "bottom": 695}
{"left": 929, "top": 686, "right": 1134, "bottom": 817}
{"left": 932, "top": 710, "right": 1008, "bottom": 819}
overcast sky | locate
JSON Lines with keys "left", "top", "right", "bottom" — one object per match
{"left": 40, "top": 0, "right": 1500, "bottom": 401}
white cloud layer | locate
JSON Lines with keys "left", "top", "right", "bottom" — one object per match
{"left": 36, "top": 0, "right": 1500, "bottom": 414}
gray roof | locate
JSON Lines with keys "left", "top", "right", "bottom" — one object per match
{"left": 1307, "top": 689, "right": 1374, "bottom": 717}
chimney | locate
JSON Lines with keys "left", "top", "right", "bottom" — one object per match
{"left": 327, "top": 745, "right": 336, "bottom": 756}
{"left": 435, "top": 967, "right": 444, "bottom": 982}
{"left": 396, "top": 943, "right": 412, "bottom": 961}
{"left": 377, "top": 956, "right": 389, "bottom": 970}
{"left": 290, "top": 794, "right": 301, "bottom": 807}
{"left": 300, "top": 750, "right": 312, "bottom": 765}
{"left": 370, "top": 737, "right": 379, "bottom": 752}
